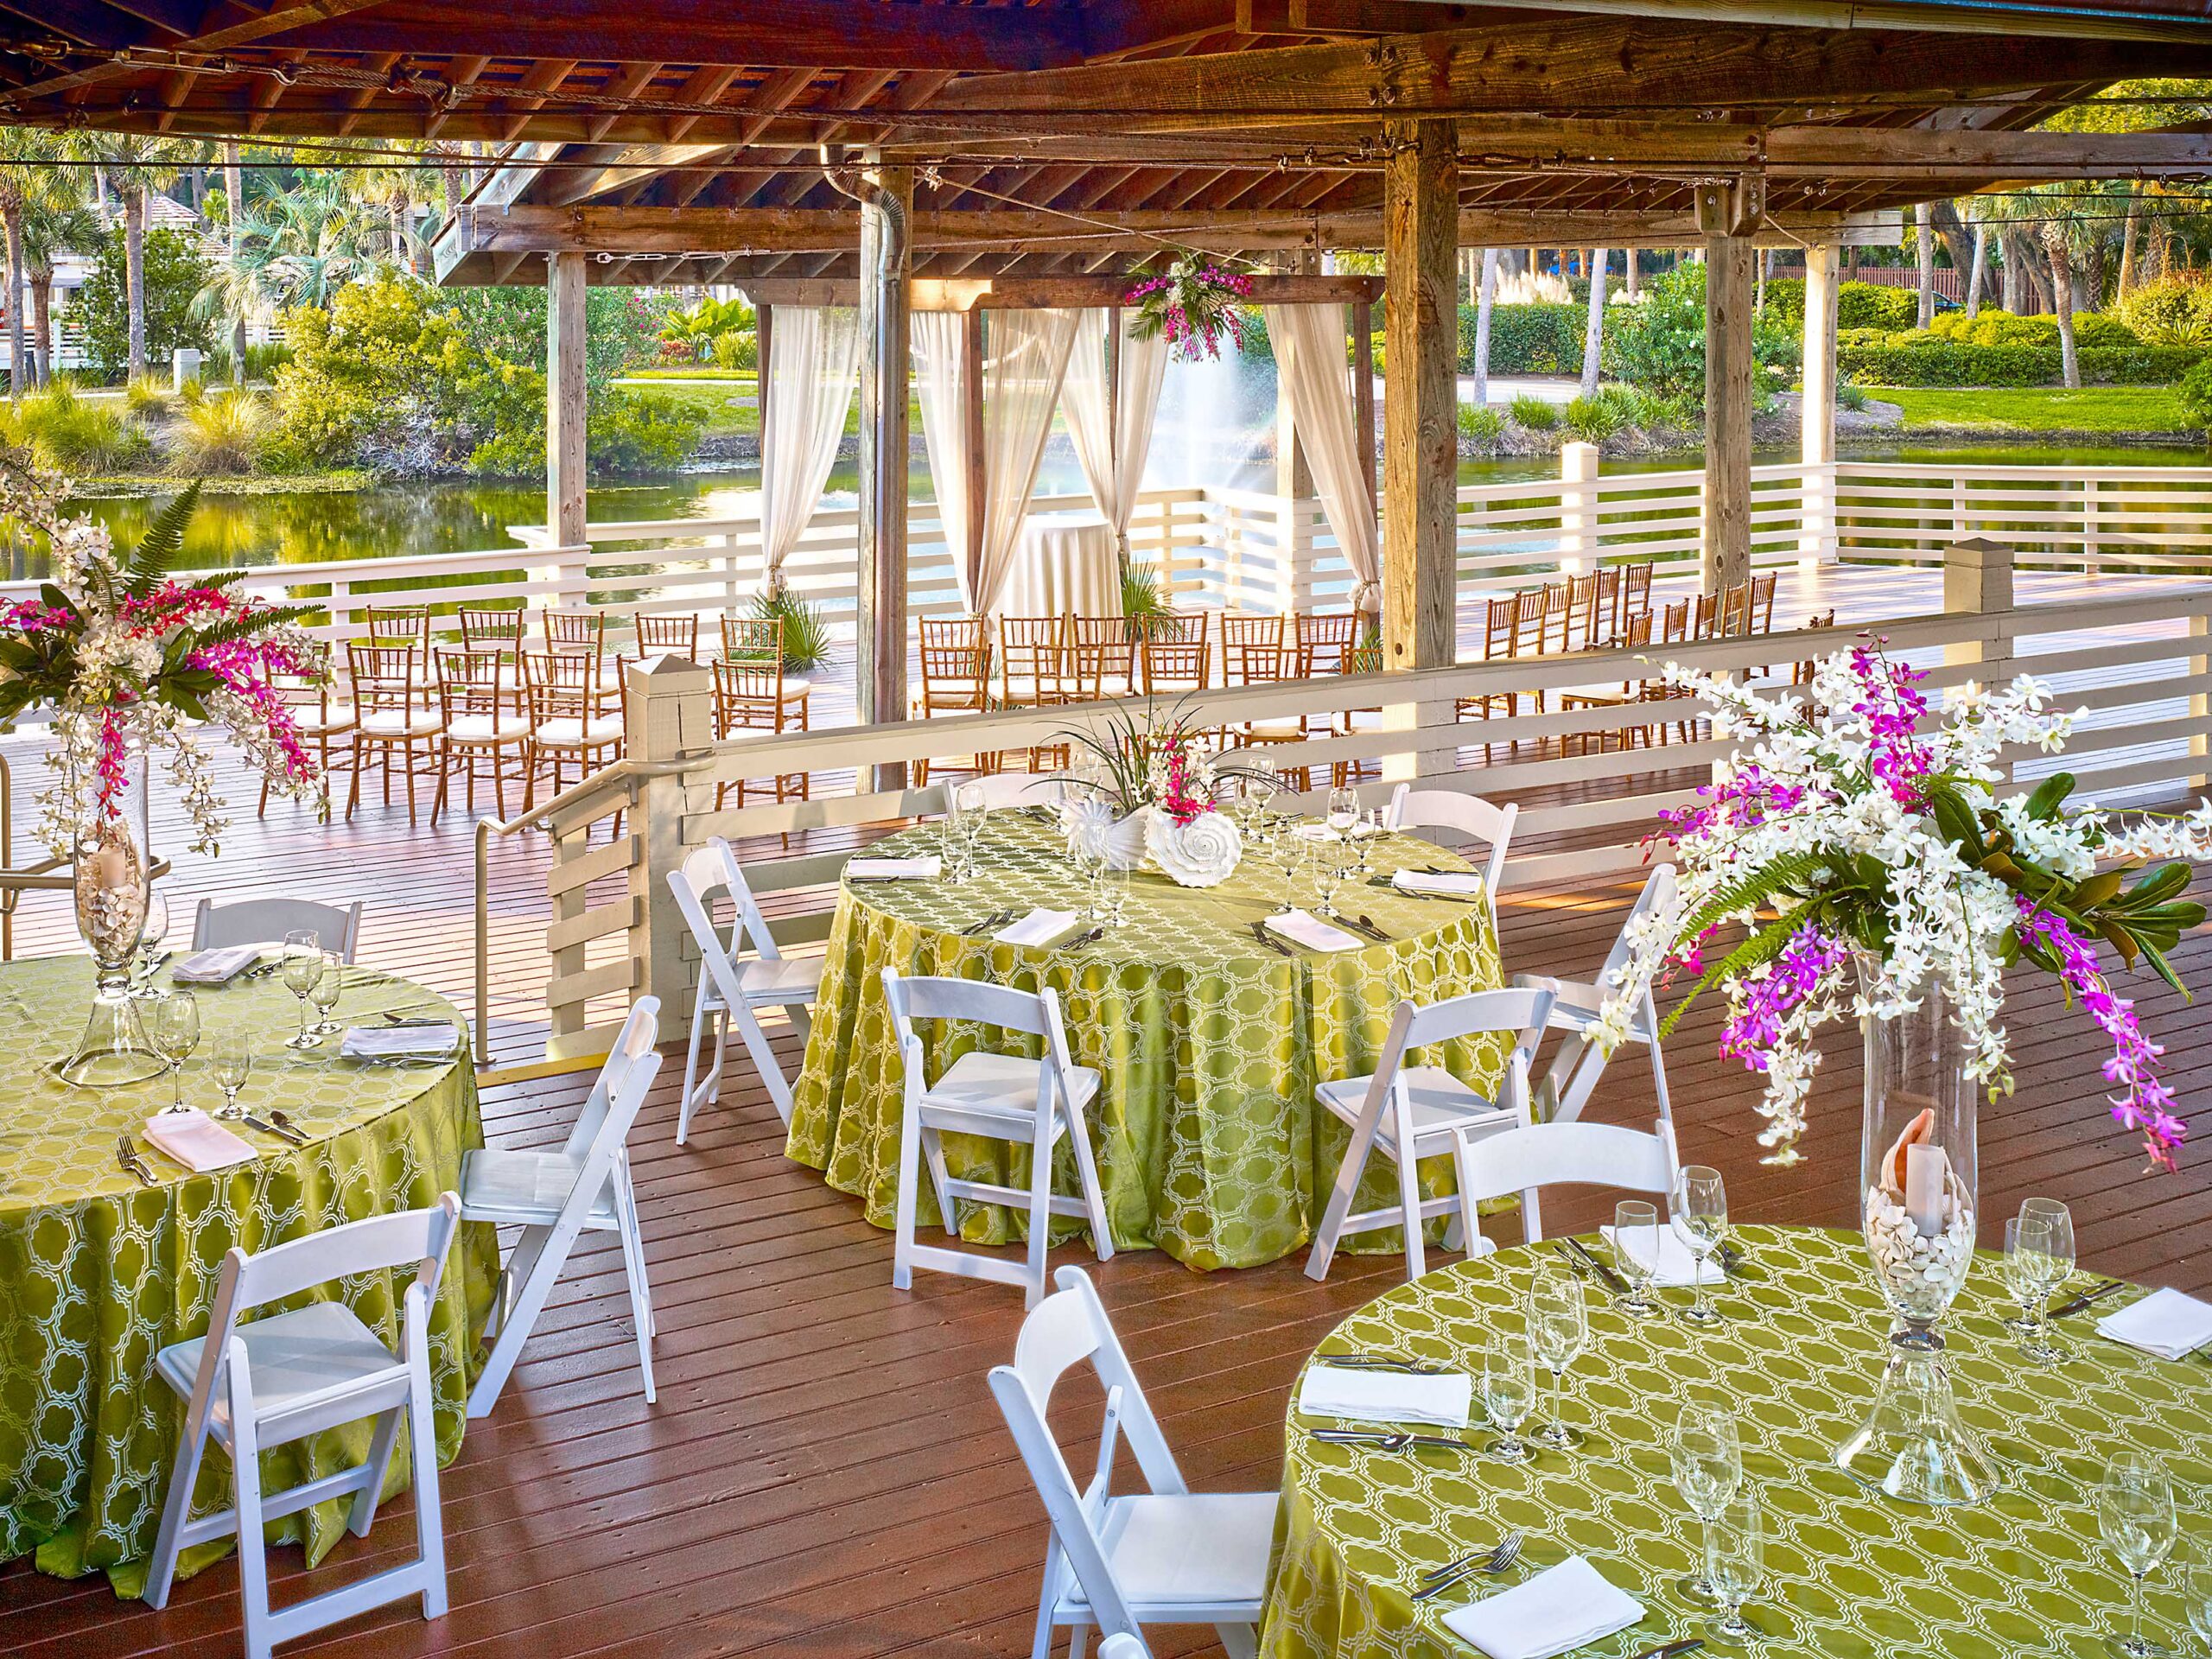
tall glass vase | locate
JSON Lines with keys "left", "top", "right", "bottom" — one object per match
{"left": 1833, "top": 960, "right": 2001, "bottom": 1506}
{"left": 57, "top": 749, "right": 163, "bottom": 1089}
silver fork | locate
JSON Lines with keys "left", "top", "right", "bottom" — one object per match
{"left": 115, "top": 1133, "right": 157, "bottom": 1188}
{"left": 1412, "top": 1533, "right": 1525, "bottom": 1600}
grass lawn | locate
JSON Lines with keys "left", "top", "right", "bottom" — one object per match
{"left": 1875, "top": 385, "right": 2193, "bottom": 434}
{"left": 632, "top": 378, "right": 756, "bottom": 437}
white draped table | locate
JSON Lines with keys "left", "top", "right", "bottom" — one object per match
{"left": 1002, "top": 510, "right": 1121, "bottom": 618}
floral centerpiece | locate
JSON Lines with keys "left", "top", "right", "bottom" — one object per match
{"left": 1124, "top": 251, "right": 1255, "bottom": 362}
{"left": 1054, "top": 698, "right": 1243, "bottom": 886}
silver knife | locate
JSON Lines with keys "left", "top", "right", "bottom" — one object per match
{"left": 240, "top": 1112, "right": 308, "bottom": 1146}
{"left": 1566, "top": 1235, "right": 1631, "bottom": 1297}
{"left": 2049, "top": 1280, "right": 2126, "bottom": 1319}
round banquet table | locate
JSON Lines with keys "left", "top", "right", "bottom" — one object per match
{"left": 785, "top": 814, "right": 1506, "bottom": 1270}
{"left": 0, "top": 955, "right": 498, "bottom": 1596}
{"left": 1262, "top": 1224, "right": 2212, "bottom": 1659}
{"left": 1004, "top": 510, "right": 1122, "bottom": 619}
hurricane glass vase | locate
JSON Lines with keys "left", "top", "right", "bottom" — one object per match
{"left": 58, "top": 751, "right": 164, "bottom": 1089}
{"left": 1833, "top": 960, "right": 2001, "bottom": 1507}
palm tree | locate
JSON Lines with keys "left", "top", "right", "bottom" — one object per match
{"left": 346, "top": 142, "right": 435, "bottom": 276}
{"left": 22, "top": 192, "right": 99, "bottom": 388}
{"left": 63, "top": 133, "right": 194, "bottom": 379}
{"left": 0, "top": 127, "right": 54, "bottom": 399}
{"left": 196, "top": 171, "right": 393, "bottom": 340}
{"left": 223, "top": 142, "right": 246, "bottom": 384}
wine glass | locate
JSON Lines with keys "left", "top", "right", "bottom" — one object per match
{"left": 1351, "top": 806, "right": 1388, "bottom": 880}
{"left": 1705, "top": 1488, "right": 1770, "bottom": 1644}
{"left": 2005, "top": 1209, "right": 2072, "bottom": 1363}
{"left": 1669, "top": 1401, "right": 1744, "bottom": 1606}
{"left": 133, "top": 887, "right": 171, "bottom": 999}
{"left": 1312, "top": 830, "right": 1351, "bottom": 919}
{"left": 307, "top": 950, "right": 345, "bottom": 1036}
{"left": 211, "top": 1027, "right": 251, "bottom": 1120}
{"left": 1526, "top": 1261, "right": 1590, "bottom": 1450}
{"left": 1672, "top": 1165, "right": 1731, "bottom": 1326}
{"left": 1481, "top": 1333, "right": 1538, "bottom": 1465}
{"left": 2182, "top": 1547, "right": 2211, "bottom": 1655}
{"left": 151, "top": 989, "right": 200, "bottom": 1112}
{"left": 1268, "top": 811, "right": 1305, "bottom": 913}
{"left": 1326, "top": 785, "right": 1360, "bottom": 836}
{"left": 281, "top": 929, "right": 323, "bottom": 1049}
{"left": 1612, "top": 1198, "right": 1664, "bottom": 1320}
{"left": 1102, "top": 860, "right": 1130, "bottom": 931}
{"left": 2101, "top": 1450, "right": 2178, "bottom": 1659}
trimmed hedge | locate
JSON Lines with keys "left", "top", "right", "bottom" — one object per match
{"left": 1761, "top": 277, "right": 1920, "bottom": 334}
{"left": 1461, "top": 302, "right": 1586, "bottom": 374}
{"left": 1838, "top": 329, "right": 2207, "bottom": 387}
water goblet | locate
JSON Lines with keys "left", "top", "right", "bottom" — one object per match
{"left": 281, "top": 929, "right": 323, "bottom": 1049}
{"left": 1102, "top": 861, "right": 1131, "bottom": 931}
{"left": 1706, "top": 1488, "right": 1770, "bottom": 1645}
{"left": 133, "top": 886, "right": 172, "bottom": 999}
{"left": 2101, "top": 1450, "right": 2178, "bottom": 1659}
{"left": 1481, "top": 1333, "right": 1538, "bottom": 1465}
{"left": 2182, "top": 1549, "right": 2211, "bottom": 1655}
{"left": 2005, "top": 1211, "right": 2071, "bottom": 1363}
{"left": 152, "top": 989, "right": 200, "bottom": 1112}
{"left": 1612, "top": 1198, "right": 1665, "bottom": 1319}
{"left": 1351, "top": 807, "right": 1387, "bottom": 879}
{"left": 308, "top": 950, "right": 345, "bottom": 1036}
{"left": 1326, "top": 785, "right": 1360, "bottom": 837}
{"left": 1268, "top": 812, "right": 1305, "bottom": 913}
{"left": 1669, "top": 1400, "right": 1744, "bottom": 1605}
{"left": 1525, "top": 1261, "right": 1590, "bottom": 1449}
{"left": 212, "top": 1028, "right": 252, "bottom": 1120}
{"left": 1312, "top": 831, "right": 1352, "bottom": 918}
{"left": 1672, "top": 1165, "right": 1731, "bottom": 1326}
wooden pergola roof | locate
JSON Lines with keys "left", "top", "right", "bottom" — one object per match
{"left": 8, "top": 1, "right": 2212, "bottom": 284}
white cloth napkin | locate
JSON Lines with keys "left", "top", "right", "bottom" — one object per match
{"left": 2098, "top": 1287, "right": 2212, "bottom": 1360}
{"left": 1266, "top": 909, "right": 1363, "bottom": 953}
{"left": 171, "top": 944, "right": 265, "bottom": 985}
{"left": 339, "top": 1023, "right": 460, "bottom": 1060}
{"left": 1440, "top": 1557, "right": 1646, "bottom": 1659}
{"left": 141, "top": 1108, "right": 257, "bottom": 1173}
{"left": 1392, "top": 868, "right": 1486, "bottom": 899}
{"left": 1297, "top": 1364, "right": 1472, "bottom": 1429}
{"left": 1602, "top": 1223, "right": 1724, "bottom": 1288}
{"left": 995, "top": 908, "right": 1081, "bottom": 948}
{"left": 847, "top": 855, "right": 941, "bottom": 880}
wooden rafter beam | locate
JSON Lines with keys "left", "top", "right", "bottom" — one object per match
{"left": 1451, "top": 0, "right": 2212, "bottom": 45}
{"left": 5, "top": 0, "right": 392, "bottom": 101}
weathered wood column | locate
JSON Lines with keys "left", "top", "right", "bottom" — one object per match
{"left": 1698, "top": 181, "right": 1757, "bottom": 593}
{"left": 1381, "top": 118, "right": 1458, "bottom": 675}
{"left": 1799, "top": 243, "right": 1840, "bottom": 563}
{"left": 547, "top": 251, "right": 588, "bottom": 546}
{"left": 855, "top": 160, "right": 912, "bottom": 786}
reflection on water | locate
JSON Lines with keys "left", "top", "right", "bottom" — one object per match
{"left": 34, "top": 438, "right": 2207, "bottom": 581}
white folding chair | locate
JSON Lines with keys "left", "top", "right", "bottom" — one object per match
{"left": 990, "top": 1268, "right": 1276, "bottom": 1659}
{"left": 953, "top": 772, "right": 1072, "bottom": 811}
{"left": 1305, "top": 985, "right": 1554, "bottom": 1285}
{"left": 1455, "top": 1117, "right": 1681, "bottom": 1246}
{"left": 191, "top": 896, "right": 365, "bottom": 963}
{"left": 667, "top": 838, "right": 821, "bottom": 1139}
{"left": 144, "top": 1194, "right": 461, "bottom": 1659}
{"left": 461, "top": 997, "right": 664, "bottom": 1415}
{"left": 1384, "top": 783, "right": 1516, "bottom": 931}
{"left": 1099, "top": 1637, "right": 1149, "bottom": 1659}
{"left": 883, "top": 967, "right": 1114, "bottom": 1309}
{"left": 1511, "top": 862, "right": 1678, "bottom": 1128}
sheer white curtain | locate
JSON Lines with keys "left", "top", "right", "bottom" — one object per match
{"left": 1263, "top": 302, "right": 1382, "bottom": 613}
{"left": 1061, "top": 308, "right": 1168, "bottom": 565}
{"left": 914, "top": 307, "right": 1082, "bottom": 614}
{"left": 758, "top": 305, "right": 859, "bottom": 594}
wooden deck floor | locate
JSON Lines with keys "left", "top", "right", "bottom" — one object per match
{"left": 4, "top": 564, "right": 2210, "bottom": 1658}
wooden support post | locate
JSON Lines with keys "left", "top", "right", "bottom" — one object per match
{"left": 547, "top": 251, "right": 588, "bottom": 547}
{"left": 855, "top": 160, "right": 912, "bottom": 788}
{"left": 1352, "top": 296, "right": 1376, "bottom": 515}
{"left": 1381, "top": 117, "right": 1455, "bottom": 675}
{"left": 1799, "top": 243, "right": 1839, "bottom": 565}
{"left": 754, "top": 301, "right": 772, "bottom": 448}
{"left": 1942, "top": 535, "right": 2015, "bottom": 672}
{"left": 962, "top": 307, "right": 987, "bottom": 586}
{"left": 1701, "top": 232, "right": 1755, "bottom": 593}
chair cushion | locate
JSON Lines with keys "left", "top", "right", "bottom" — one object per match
{"left": 445, "top": 714, "right": 523, "bottom": 743}
{"left": 1316, "top": 1065, "right": 1516, "bottom": 1151}
{"left": 458, "top": 1147, "right": 616, "bottom": 1229}
{"left": 917, "top": 1051, "right": 1101, "bottom": 1134}
{"left": 358, "top": 710, "right": 441, "bottom": 739}
{"left": 1062, "top": 1491, "right": 1279, "bottom": 1611}
{"left": 154, "top": 1301, "right": 402, "bottom": 1429}
{"left": 533, "top": 716, "right": 624, "bottom": 747}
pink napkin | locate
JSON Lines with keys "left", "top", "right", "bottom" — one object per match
{"left": 141, "top": 1109, "right": 257, "bottom": 1173}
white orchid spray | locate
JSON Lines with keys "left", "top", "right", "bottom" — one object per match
{"left": 1595, "top": 639, "right": 2212, "bottom": 1171}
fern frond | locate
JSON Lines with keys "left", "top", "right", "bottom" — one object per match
{"left": 1657, "top": 918, "right": 1803, "bottom": 1039}
{"left": 1675, "top": 847, "right": 1833, "bottom": 946}
{"left": 123, "top": 481, "right": 201, "bottom": 596}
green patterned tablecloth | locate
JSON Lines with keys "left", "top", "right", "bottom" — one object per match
{"left": 786, "top": 816, "right": 1508, "bottom": 1270}
{"left": 1263, "top": 1225, "right": 2212, "bottom": 1659}
{"left": 0, "top": 955, "right": 498, "bottom": 1596}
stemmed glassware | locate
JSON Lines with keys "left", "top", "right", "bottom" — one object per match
{"left": 1611, "top": 1198, "right": 1665, "bottom": 1319}
{"left": 1672, "top": 1165, "right": 1731, "bottom": 1326}
{"left": 132, "top": 887, "right": 170, "bottom": 1000}
{"left": 1706, "top": 1488, "right": 1770, "bottom": 1645}
{"left": 1668, "top": 1400, "right": 1744, "bottom": 1605}
{"left": 151, "top": 989, "right": 199, "bottom": 1111}
{"left": 1525, "top": 1261, "right": 1589, "bottom": 1449}
{"left": 950, "top": 781, "right": 990, "bottom": 883}
{"left": 1312, "top": 830, "right": 1354, "bottom": 919}
{"left": 281, "top": 929, "right": 323, "bottom": 1049}
{"left": 2100, "top": 1450, "right": 2178, "bottom": 1659}
{"left": 1481, "top": 1332, "right": 1538, "bottom": 1465}
{"left": 1350, "top": 807, "right": 1387, "bottom": 881}
{"left": 308, "top": 951, "right": 346, "bottom": 1036}
{"left": 2005, "top": 1199, "right": 2076, "bottom": 1363}
{"left": 212, "top": 1027, "right": 251, "bottom": 1120}
{"left": 2183, "top": 1547, "right": 2211, "bottom": 1655}
{"left": 1326, "top": 785, "right": 1360, "bottom": 836}
{"left": 1268, "top": 811, "right": 1306, "bottom": 913}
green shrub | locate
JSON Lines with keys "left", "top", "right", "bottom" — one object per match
{"left": 2116, "top": 276, "right": 2212, "bottom": 347}
{"left": 1836, "top": 282, "right": 1919, "bottom": 333}
{"left": 1561, "top": 394, "right": 1626, "bottom": 443}
{"left": 710, "top": 329, "right": 759, "bottom": 372}
{"left": 755, "top": 587, "right": 830, "bottom": 671}
{"left": 123, "top": 374, "right": 172, "bottom": 416}
{"left": 206, "top": 340, "right": 294, "bottom": 384}
{"left": 1927, "top": 308, "right": 2139, "bottom": 350}
{"left": 1837, "top": 378, "right": 1871, "bottom": 413}
{"left": 169, "top": 387, "right": 271, "bottom": 475}
{"left": 1837, "top": 331, "right": 2205, "bottom": 387}
{"left": 1605, "top": 261, "right": 1796, "bottom": 406}
{"left": 2177, "top": 355, "right": 2212, "bottom": 437}
{"left": 1764, "top": 277, "right": 1807, "bottom": 327}
{"left": 76, "top": 226, "right": 216, "bottom": 383}
{"left": 587, "top": 388, "right": 709, "bottom": 474}
{"left": 1457, "top": 402, "right": 1504, "bottom": 443}
{"left": 1509, "top": 393, "right": 1559, "bottom": 431}
{"left": 1459, "top": 303, "right": 1585, "bottom": 374}
{"left": 16, "top": 378, "right": 155, "bottom": 473}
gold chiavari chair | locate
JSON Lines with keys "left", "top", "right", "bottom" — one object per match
{"left": 363, "top": 601, "right": 434, "bottom": 708}
{"left": 1693, "top": 590, "right": 1722, "bottom": 640}
{"left": 1220, "top": 613, "right": 1308, "bottom": 785}
{"left": 542, "top": 607, "right": 617, "bottom": 711}
{"left": 1332, "top": 638, "right": 1387, "bottom": 787}
{"left": 913, "top": 615, "right": 995, "bottom": 786}
{"left": 1460, "top": 594, "right": 1521, "bottom": 746}
{"left": 1294, "top": 610, "right": 1360, "bottom": 677}
{"left": 257, "top": 640, "right": 353, "bottom": 818}
{"left": 1593, "top": 566, "right": 1624, "bottom": 645}
{"left": 1139, "top": 611, "right": 1211, "bottom": 696}
{"left": 632, "top": 610, "right": 701, "bottom": 659}
{"left": 1622, "top": 561, "right": 1654, "bottom": 626}
{"left": 1661, "top": 597, "right": 1693, "bottom": 645}
{"left": 1066, "top": 616, "right": 1135, "bottom": 700}
{"left": 345, "top": 641, "right": 442, "bottom": 825}
{"left": 459, "top": 606, "right": 526, "bottom": 713}
{"left": 1559, "top": 611, "right": 1660, "bottom": 755}
{"left": 431, "top": 647, "right": 528, "bottom": 823}
{"left": 1750, "top": 572, "right": 1779, "bottom": 634}
{"left": 520, "top": 649, "right": 625, "bottom": 812}
{"left": 1540, "top": 579, "right": 1574, "bottom": 656}
{"left": 996, "top": 616, "right": 1073, "bottom": 774}
{"left": 1794, "top": 609, "right": 1839, "bottom": 688}
{"left": 711, "top": 651, "right": 811, "bottom": 814}
{"left": 1565, "top": 571, "right": 1602, "bottom": 652}
{"left": 721, "top": 613, "right": 811, "bottom": 726}
{"left": 1719, "top": 580, "right": 1757, "bottom": 640}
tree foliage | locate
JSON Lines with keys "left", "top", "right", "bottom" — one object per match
{"left": 1602, "top": 261, "right": 1795, "bottom": 409}
{"left": 77, "top": 226, "right": 214, "bottom": 380}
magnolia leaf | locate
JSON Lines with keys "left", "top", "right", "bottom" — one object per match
{"left": 2069, "top": 869, "right": 2126, "bottom": 910}
{"left": 2024, "top": 771, "right": 2075, "bottom": 821}
{"left": 2098, "top": 918, "right": 2141, "bottom": 968}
